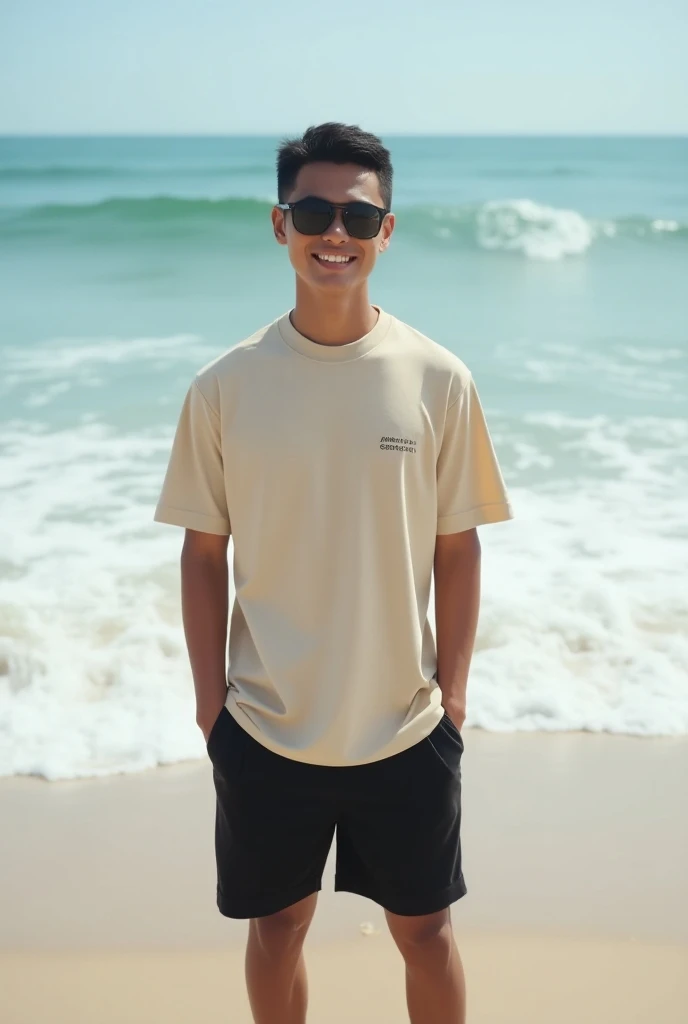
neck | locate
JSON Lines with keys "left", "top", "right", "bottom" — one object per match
{"left": 290, "top": 280, "right": 379, "bottom": 345}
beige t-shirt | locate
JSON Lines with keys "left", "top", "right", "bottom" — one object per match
{"left": 154, "top": 308, "right": 514, "bottom": 766}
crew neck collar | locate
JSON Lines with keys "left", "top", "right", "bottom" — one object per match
{"left": 277, "top": 306, "right": 392, "bottom": 363}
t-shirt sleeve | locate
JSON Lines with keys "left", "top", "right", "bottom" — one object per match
{"left": 153, "top": 379, "right": 231, "bottom": 535}
{"left": 436, "top": 374, "right": 514, "bottom": 535}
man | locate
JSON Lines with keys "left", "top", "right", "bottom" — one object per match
{"left": 154, "top": 122, "right": 514, "bottom": 1024}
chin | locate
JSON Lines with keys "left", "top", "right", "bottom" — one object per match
{"left": 297, "top": 269, "right": 363, "bottom": 292}
{"left": 316, "top": 275, "right": 363, "bottom": 291}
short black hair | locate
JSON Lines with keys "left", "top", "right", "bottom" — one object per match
{"left": 276, "top": 122, "right": 393, "bottom": 210}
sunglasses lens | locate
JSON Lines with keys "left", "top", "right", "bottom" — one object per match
{"left": 344, "top": 203, "right": 382, "bottom": 239}
{"left": 291, "top": 197, "right": 333, "bottom": 235}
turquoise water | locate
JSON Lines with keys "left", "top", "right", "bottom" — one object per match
{"left": 1, "top": 136, "right": 687, "bottom": 779}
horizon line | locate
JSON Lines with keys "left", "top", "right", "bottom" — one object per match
{"left": 1, "top": 130, "right": 687, "bottom": 140}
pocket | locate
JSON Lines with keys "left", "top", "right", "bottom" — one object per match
{"left": 442, "top": 710, "right": 464, "bottom": 746}
{"left": 426, "top": 712, "right": 464, "bottom": 779}
{"left": 207, "top": 707, "right": 249, "bottom": 782}
{"left": 206, "top": 706, "right": 227, "bottom": 757}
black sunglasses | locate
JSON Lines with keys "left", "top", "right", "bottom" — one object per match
{"left": 276, "top": 196, "right": 389, "bottom": 240}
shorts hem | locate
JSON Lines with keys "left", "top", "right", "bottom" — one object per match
{"left": 216, "top": 878, "right": 323, "bottom": 920}
{"left": 334, "top": 876, "right": 468, "bottom": 917}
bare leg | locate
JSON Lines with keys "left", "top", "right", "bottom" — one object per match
{"left": 245, "top": 893, "right": 318, "bottom": 1024}
{"left": 385, "top": 907, "right": 466, "bottom": 1024}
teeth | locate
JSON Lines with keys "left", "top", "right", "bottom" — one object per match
{"left": 317, "top": 254, "right": 351, "bottom": 263}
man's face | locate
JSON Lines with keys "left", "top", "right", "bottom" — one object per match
{"left": 272, "top": 162, "right": 394, "bottom": 293}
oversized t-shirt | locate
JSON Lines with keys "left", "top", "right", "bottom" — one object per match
{"left": 154, "top": 307, "right": 514, "bottom": 766}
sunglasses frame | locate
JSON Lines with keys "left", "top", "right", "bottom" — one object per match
{"left": 275, "top": 196, "right": 390, "bottom": 239}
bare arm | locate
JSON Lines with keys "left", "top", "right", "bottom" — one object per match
{"left": 433, "top": 527, "right": 482, "bottom": 731}
{"left": 181, "top": 527, "right": 231, "bottom": 741}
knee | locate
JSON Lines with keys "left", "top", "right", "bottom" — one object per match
{"left": 386, "top": 909, "right": 452, "bottom": 959}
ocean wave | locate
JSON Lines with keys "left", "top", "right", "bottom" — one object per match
{"left": 413, "top": 200, "right": 688, "bottom": 260}
{"left": 1, "top": 194, "right": 686, "bottom": 259}
{"left": 0, "top": 162, "right": 272, "bottom": 181}
{"left": 0, "top": 196, "right": 272, "bottom": 243}
{"left": 0, "top": 162, "right": 588, "bottom": 182}
{"left": 479, "top": 199, "right": 594, "bottom": 259}
{"left": 0, "top": 394, "right": 687, "bottom": 778}
{"left": 0, "top": 165, "right": 133, "bottom": 181}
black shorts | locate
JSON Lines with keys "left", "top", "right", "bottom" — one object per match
{"left": 206, "top": 707, "right": 466, "bottom": 919}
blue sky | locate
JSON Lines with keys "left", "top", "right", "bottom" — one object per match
{"left": 3, "top": 0, "right": 687, "bottom": 134}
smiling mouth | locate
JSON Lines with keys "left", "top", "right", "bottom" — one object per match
{"left": 312, "top": 254, "right": 357, "bottom": 266}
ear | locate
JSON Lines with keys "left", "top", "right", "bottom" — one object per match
{"left": 272, "top": 206, "right": 289, "bottom": 246}
{"left": 378, "top": 211, "right": 395, "bottom": 252}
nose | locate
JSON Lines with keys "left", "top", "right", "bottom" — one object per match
{"left": 321, "top": 207, "right": 349, "bottom": 243}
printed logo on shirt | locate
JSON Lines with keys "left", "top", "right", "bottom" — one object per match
{"left": 380, "top": 435, "right": 418, "bottom": 454}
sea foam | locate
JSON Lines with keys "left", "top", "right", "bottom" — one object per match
{"left": 1, "top": 389, "right": 686, "bottom": 779}
{"left": 476, "top": 199, "right": 595, "bottom": 260}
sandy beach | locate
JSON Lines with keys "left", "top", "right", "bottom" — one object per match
{"left": 2, "top": 729, "right": 687, "bottom": 1023}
